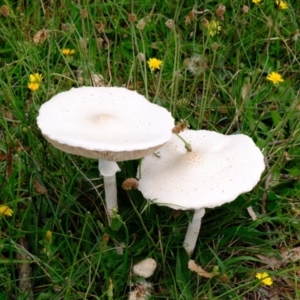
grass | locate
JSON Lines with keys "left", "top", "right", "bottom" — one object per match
{"left": 0, "top": 0, "right": 300, "bottom": 299}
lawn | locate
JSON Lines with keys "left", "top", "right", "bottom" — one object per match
{"left": 0, "top": 0, "right": 300, "bottom": 299}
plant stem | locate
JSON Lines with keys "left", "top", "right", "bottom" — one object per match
{"left": 175, "top": 133, "right": 192, "bottom": 152}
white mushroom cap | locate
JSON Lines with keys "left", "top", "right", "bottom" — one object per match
{"left": 138, "top": 130, "right": 265, "bottom": 210}
{"left": 37, "top": 87, "right": 174, "bottom": 161}
{"left": 132, "top": 258, "right": 157, "bottom": 278}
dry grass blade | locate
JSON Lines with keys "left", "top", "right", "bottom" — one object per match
{"left": 247, "top": 206, "right": 258, "bottom": 221}
{"left": 16, "top": 237, "right": 33, "bottom": 300}
{"left": 188, "top": 260, "right": 218, "bottom": 278}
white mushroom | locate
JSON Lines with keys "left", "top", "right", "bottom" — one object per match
{"left": 137, "top": 129, "right": 265, "bottom": 255}
{"left": 132, "top": 258, "right": 157, "bottom": 278}
{"left": 37, "top": 86, "right": 174, "bottom": 223}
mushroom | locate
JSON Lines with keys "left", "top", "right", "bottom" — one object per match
{"left": 137, "top": 129, "right": 265, "bottom": 255}
{"left": 37, "top": 86, "right": 174, "bottom": 223}
{"left": 132, "top": 258, "right": 157, "bottom": 278}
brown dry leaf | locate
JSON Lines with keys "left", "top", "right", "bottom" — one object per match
{"left": 256, "top": 254, "right": 282, "bottom": 270}
{"left": 188, "top": 260, "right": 217, "bottom": 278}
{"left": 269, "top": 286, "right": 280, "bottom": 300}
{"left": 4, "top": 111, "right": 14, "bottom": 120}
{"left": 33, "top": 180, "right": 47, "bottom": 194}
{"left": 33, "top": 28, "right": 48, "bottom": 44}
{"left": 281, "top": 247, "right": 300, "bottom": 265}
{"left": 91, "top": 73, "right": 105, "bottom": 87}
{"left": 218, "top": 106, "right": 228, "bottom": 114}
{"left": 241, "top": 82, "right": 251, "bottom": 100}
{"left": 282, "top": 277, "right": 300, "bottom": 290}
{"left": 257, "top": 247, "right": 300, "bottom": 270}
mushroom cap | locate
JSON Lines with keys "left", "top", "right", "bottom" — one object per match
{"left": 37, "top": 87, "right": 174, "bottom": 161}
{"left": 138, "top": 130, "right": 265, "bottom": 210}
{"left": 132, "top": 258, "right": 157, "bottom": 278}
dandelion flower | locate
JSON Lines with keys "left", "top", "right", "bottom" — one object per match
{"left": 28, "top": 82, "right": 40, "bottom": 91}
{"left": 276, "top": 0, "right": 288, "bottom": 9}
{"left": 205, "top": 20, "right": 221, "bottom": 37}
{"left": 0, "top": 205, "right": 13, "bottom": 217}
{"left": 147, "top": 58, "right": 163, "bottom": 71}
{"left": 61, "top": 48, "right": 75, "bottom": 56}
{"left": 266, "top": 72, "right": 284, "bottom": 84}
{"left": 29, "top": 73, "right": 43, "bottom": 83}
{"left": 256, "top": 272, "right": 273, "bottom": 286}
{"left": 252, "top": 0, "right": 262, "bottom": 4}
{"left": 186, "top": 54, "right": 207, "bottom": 76}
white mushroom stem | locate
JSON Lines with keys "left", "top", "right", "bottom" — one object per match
{"left": 183, "top": 208, "right": 205, "bottom": 255}
{"left": 98, "top": 159, "right": 121, "bottom": 223}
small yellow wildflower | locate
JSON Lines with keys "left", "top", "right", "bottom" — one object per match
{"left": 276, "top": 0, "right": 288, "bottom": 9}
{"left": 45, "top": 230, "right": 52, "bottom": 246}
{"left": 266, "top": 72, "right": 284, "bottom": 84}
{"left": 252, "top": 0, "right": 262, "bottom": 4}
{"left": 147, "top": 58, "right": 163, "bottom": 71}
{"left": 205, "top": 20, "right": 221, "bottom": 37}
{"left": 255, "top": 272, "right": 273, "bottom": 286}
{"left": 28, "top": 82, "right": 40, "bottom": 91}
{"left": 29, "top": 73, "right": 43, "bottom": 83}
{"left": 61, "top": 48, "right": 75, "bottom": 56}
{"left": 0, "top": 205, "right": 13, "bottom": 217}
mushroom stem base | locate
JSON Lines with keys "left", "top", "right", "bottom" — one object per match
{"left": 102, "top": 175, "right": 118, "bottom": 219}
{"left": 183, "top": 208, "right": 205, "bottom": 256}
{"left": 98, "top": 159, "right": 120, "bottom": 223}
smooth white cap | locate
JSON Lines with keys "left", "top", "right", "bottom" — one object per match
{"left": 132, "top": 258, "right": 157, "bottom": 278}
{"left": 138, "top": 130, "right": 265, "bottom": 210}
{"left": 37, "top": 87, "right": 174, "bottom": 161}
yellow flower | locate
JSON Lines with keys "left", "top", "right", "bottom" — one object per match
{"left": 266, "top": 72, "right": 284, "bottom": 84}
{"left": 205, "top": 20, "right": 221, "bottom": 37}
{"left": 28, "top": 82, "right": 40, "bottom": 91}
{"left": 61, "top": 48, "right": 75, "bottom": 56}
{"left": 147, "top": 58, "right": 163, "bottom": 71}
{"left": 45, "top": 230, "right": 52, "bottom": 245}
{"left": 256, "top": 272, "right": 273, "bottom": 286}
{"left": 276, "top": 0, "right": 288, "bottom": 9}
{"left": 0, "top": 205, "right": 13, "bottom": 217}
{"left": 252, "top": 0, "right": 262, "bottom": 3}
{"left": 29, "top": 73, "right": 43, "bottom": 83}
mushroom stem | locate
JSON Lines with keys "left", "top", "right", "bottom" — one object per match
{"left": 183, "top": 208, "right": 205, "bottom": 255}
{"left": 98, "top": 159, "right": 121, "bottom": 223}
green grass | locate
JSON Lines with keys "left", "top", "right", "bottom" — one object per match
{"left": 0, "top": 0, "right": 300, "bottom": 299}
